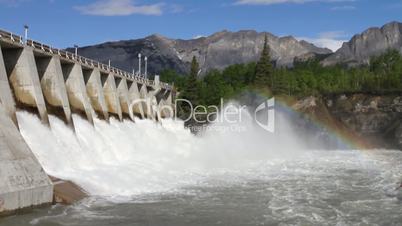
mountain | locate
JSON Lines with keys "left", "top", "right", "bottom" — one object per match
{"left": 71, "top": 21, "right": 402, "bottom": 74}
{"left": 72, "top": 30, "right": 331, "bottom": 75}
{"left": 322, "top": 21, "right": 402, "bottom": 66}
{"left": 173, "top": 30, "right": 331, "bottom": 73}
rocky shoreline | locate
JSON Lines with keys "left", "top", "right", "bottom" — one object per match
{"left": 50, "top": 176, "right": 88, "bottom": 205}
{"left": 293, "top": 93, "right": 402, "bottom": 150}
{"left": 325, "top": 93, "right": 402, "bottom": 149}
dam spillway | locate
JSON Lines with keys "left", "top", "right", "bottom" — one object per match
{"left": 0, "top": 29, "right": 175, "bottom": 214}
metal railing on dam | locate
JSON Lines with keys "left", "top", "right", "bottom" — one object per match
{"left": 0, "top": 27, "right": 175, "bottom": 125}
{"left": 0, "top": 29, "right": 172, "bottom": 90}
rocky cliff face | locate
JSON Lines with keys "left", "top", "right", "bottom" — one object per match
{"left": 291, "top": 94, "right": 402, "bottom": 150}
{"left": 174, "top": 30, "right": 331, "bottom": 73}
{"left": 322, "top": 21, "right": 402, "bottom": 66}
{"left": 73, "top": 30, "right": 331, "bottom": 75}
{"left": 72, "top": 35, "right": 189, "bottom": 76}
{"left": 324, "top": 94, "right": 402, "bottom": 149}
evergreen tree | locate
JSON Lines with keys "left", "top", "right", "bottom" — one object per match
{"left": 176, "top": 47, "right": 402, "bottom": 116}
{"left": 186, "top": 56, "right": 200, "bottom": 103}
{"left": 370, "top": 49, "right": 402, "bottom": 90}
{"left": 179, "top": 56, "right": 199, "bottom": 118}
{"left": 160, "top": 69, "right": 186, "bottom": 89}
{"left": 254, "top": 35, "right": 273, "bottom": 87}
{"left": 273, "top": 68, "right": 289, "bottom": 95}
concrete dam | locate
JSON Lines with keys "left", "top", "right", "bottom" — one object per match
{"left": 0, "top": 29, "right": 175, "bottom": 214}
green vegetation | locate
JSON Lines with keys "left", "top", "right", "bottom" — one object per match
{"left": 160, "top": 49, "right": 402, "bottom": 114}
{"left": 254, "top": 35, "right": 273, "bottom": 87}
{"left": 180, "top": 56, "right": 200, "bottom": 104}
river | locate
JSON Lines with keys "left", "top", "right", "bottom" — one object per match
{"left": 1, "top": 111, "right": 402, "bottom": 226}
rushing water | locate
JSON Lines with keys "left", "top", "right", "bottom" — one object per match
{"left": 2, "top": 110, "right": 402, "bottom": 225}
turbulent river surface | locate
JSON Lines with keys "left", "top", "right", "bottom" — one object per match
{"left": 2, "top": 111, "right": 402, "bottom": 226}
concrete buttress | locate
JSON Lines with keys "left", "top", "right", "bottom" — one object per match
{"left": 116, "top": 78, "right": 133, "bottom": 120}
{"left": 2, "top": 46, "right": 49, "bottom": 125}
{"left": 0, "top": 102, "right": 53, "bottom": 214}
{"left": 83, "top": 68, "right": 109, "bottom": 120}
{"left": 36, "top": 56, "right": 73, "bottom": 128}
{"left": 0, "top": 44, "right": 17, "bottom": 126}
{"left": 62, "top": 63, "right": 94, "bottom": 125}
{"left": 103, "top": 73, "right": 122, "bottom": 121}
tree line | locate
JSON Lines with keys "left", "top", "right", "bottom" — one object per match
{"left": 160, "top": 35, "right": 402, "bottom": 112}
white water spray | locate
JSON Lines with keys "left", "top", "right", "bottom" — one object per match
{"left": 17, "top": 106, "right": 307, "bottom": 198}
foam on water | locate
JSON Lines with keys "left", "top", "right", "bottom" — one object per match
{"left": 16, "top": 106, "right": 305, "bottom": 198}
{"left": 8, "top": 109, "right": 402, "bottom": 225}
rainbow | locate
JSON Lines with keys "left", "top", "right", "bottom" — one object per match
{"left": 244, "top": 87, "right": 372, "bottom": 150}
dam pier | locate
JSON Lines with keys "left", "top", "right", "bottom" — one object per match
{"left": 0, "top": 29, "right": 175, "bottom": 215}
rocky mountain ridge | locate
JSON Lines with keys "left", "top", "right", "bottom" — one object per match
{"left": 322, "top": 21, "right": 402, "bottom": 66}
{"left": 73, "top": 30, "right": 332, "bottom": 75}
{"left": 72, "top": 21, "right": 402, "bottom": 75}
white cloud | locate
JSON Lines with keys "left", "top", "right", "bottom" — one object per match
{"left": 74, "top": 0, "right": 164, "bottom": 16}
{"left": 193, "top": 35, "right": 206, "bottom": 39}
{"left": 301, "top": 38, "right": 345, "bottom": 52}
{"left": 234, "top": 0, "right": 355, "bottom": 5}
{"left": 331, "top": 5, "right": 355, "bottom": 10}
{"left": 297, "top": 31, "right": 349, "bottom": 52}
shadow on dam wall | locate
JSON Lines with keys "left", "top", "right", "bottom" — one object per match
{"left": 0, "top": 30, "right": 175, "bottom": 215}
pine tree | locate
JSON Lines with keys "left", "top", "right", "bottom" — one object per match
{"left": 186, "top": 56, "right": 199, "bottom": 104}
{"left": 179, "top": 56, "right": 199, "bottom": 118}
{"left": 254, "top": 34, "right": 273, "bottom": 87}
{"left": 273, "top": 68, "right": 288, "bottom": 95}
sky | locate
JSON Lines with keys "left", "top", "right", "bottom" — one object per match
{"left": 0, "top": 0, "right": 401, "bottom": 51}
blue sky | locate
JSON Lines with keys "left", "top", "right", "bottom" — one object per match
{"left": 0, "top": 0, "right": 401, "bottom": 51}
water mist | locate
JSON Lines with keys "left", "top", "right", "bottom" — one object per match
{"left": 16, "top": 104, "right": 312, "bottom": 199}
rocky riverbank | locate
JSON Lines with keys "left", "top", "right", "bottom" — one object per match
{"left": 324, "top": 93, "right": 402, "bottom": 149}
{"left": 50, "top": 176, "right": 87, "bottom": 205}
{"left": 293, "top": 93, "right": 402, "bottom": 150}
